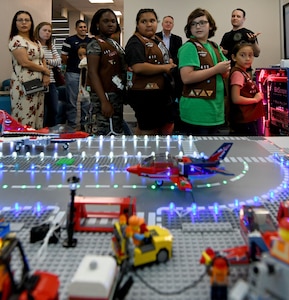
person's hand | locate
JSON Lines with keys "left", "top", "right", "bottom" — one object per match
{"left": 220, "top": 46, "right": 228, "bottom": 55}
{"left": 254, "top": 92, "right": 263, "bottom": 102}
{"left": 215, "top": 60, "right": 231, "bottom": 75}
{"left": 43, "top": 67, "right": 50, "bottom": 76}
{"left": 101, "top": 100, "right": 114, "bottom": 118}
{"left": 247, "top": 32, "right": 261, "bottom": 43}
{"left": 164, "top": 61, "right": 177, "bottom": 74}
{"left": 42, "top": 75, "right": 50, "bottom": 86}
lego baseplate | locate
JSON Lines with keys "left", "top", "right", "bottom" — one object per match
{"left": 1, "top": 135, "right": 289, "bottom": 299}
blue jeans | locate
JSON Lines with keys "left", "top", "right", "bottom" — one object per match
{"left": 65, "top": 72, "right": 89, "bottom": 128}
{"left": 44, "top": 83, "right": 58, "bottom": 127}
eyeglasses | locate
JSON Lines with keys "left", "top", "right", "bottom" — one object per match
{"left": 191, "top": 20, "right": 209, "bottom": 28}
{"left": 16, "top": 19, "right": 31, "bottom": 23}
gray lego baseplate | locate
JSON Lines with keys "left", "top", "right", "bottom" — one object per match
{"left": 1, "top": 136, "right": 289, "bottom": 299}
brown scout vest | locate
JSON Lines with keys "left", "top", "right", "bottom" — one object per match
{"left": 182, "top": 38, "right": 222, "bottom": 99}
{"left": 129, "top": 32, "right": 166, "bottom": 90}
{"left": 88, "top": 36, "right": 123, "bottom": 93}
{"left": 229, "top": 66, "right": 264, "bottom": 123}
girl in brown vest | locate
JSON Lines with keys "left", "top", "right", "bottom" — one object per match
{"left": 87, "top": 9, "right": 126, "bottom": 135}
{"left": 229, "top": 43, "right": 264, "bottom": 135}
{"left": 125, "top": 8, "right": 177, "bottom": 135}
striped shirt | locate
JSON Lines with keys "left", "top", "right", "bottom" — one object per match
{"left": 42, "top": 44, "right": 61, "bottom": 83}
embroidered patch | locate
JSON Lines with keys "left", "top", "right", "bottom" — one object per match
{"left": 198, "top": 51, "right": 207, "bottom": 57}
{"left": 145, "top": 83, "right": 159, "bottom": 89}
{"left": 145, "top": 42, "right": 154, "bottom": 48}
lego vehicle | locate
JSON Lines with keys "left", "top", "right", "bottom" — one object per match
{"left": 239, "top": 205, "right": 278, "bottom": 260}
{"left": 68, "top": 254, "right": 133, "bottom": 300}
{"left": 200, "top": 205, "right": 279, "bottom": 266}
{"left": 229, "top": 218, "right": 289, "bottom": 300}
{"left": 0, "top": 110, "right": 89, "bottom": 150}
{"left": 112, "top": 221, "right": 173, "bottom": 267}
{"left": 68, "top": 255, "right": 119, "bottom": 300}
{"left": 0, "top": 233, "right": 59, "bottom": 300}
{"left": 127, "top": 143, "right": 233, "bottom": 191}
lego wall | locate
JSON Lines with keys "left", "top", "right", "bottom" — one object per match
{"left": 0, "top": 0, "right": 52, "bottom": 86}
{"left": 124, "top": 0, "right": 281, "bottom": 70}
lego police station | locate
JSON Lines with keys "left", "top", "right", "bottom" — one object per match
{"left": 2, "top": 1, "right": 289, "bottom": 299}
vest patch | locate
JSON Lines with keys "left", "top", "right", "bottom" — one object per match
{"left": 144, "top": 83, "right": 159, "bottom": 89}
{"left": 198, "top": 51, "right": 207, "bottom": 57}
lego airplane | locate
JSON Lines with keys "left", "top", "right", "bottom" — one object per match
{"left": 0, "top": 110, "right": 89, "bottom": 149}
{"left": 127, "top": 142, "right": 233, "bottom": 191}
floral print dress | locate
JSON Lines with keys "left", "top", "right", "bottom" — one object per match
{"left": 9, "top": 35, "right": 45, "bottom": 129}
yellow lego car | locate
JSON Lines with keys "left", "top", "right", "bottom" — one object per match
{"left": 112, "top": 222, "right": 173, "bottom": 267}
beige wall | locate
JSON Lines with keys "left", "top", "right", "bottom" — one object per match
{"left": 0, "top": 0, "right": 52, "bottom": 85}
{"left": 1, "top": 0, "right": 289, "bottom": 85}
{"left": 124, "top": 0, "right": 282, "bottom": 70}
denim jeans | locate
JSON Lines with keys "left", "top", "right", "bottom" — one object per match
{"left": 44, "top": 83, "right": 58, "bottom": 127}
{"left": 65, "top": 72, "right": 89, "bottom": 128}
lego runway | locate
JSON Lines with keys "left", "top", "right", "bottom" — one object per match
{"left": 1, "top": 135, "right": 289, "bottom": 300}
{"left": 0, "top": 135, "right": 287, "bottom": 212}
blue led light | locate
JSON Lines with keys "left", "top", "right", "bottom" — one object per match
{"left": 46, "top": 164, "right": 51, "bottom": 170}
{"left": 14, "top": 202, "right": 20, "bottom": 212}
{"left": 169, "top": 202, "right": 175, "bottom": 213}
{"left": 191, "top": 203, "right": 197, "bottom": 215}
{"left": 0, "top": 163, "right": 3, "bottom": 169}
{"left": 35, "top": 202, "right": 42, "bottom": 213}
{"left": 254, "top": 196, "right": 260, "bottom": 203}
{"left": 234, "top": 199, "right": 239, "bottom": 208}
{"left": 213, "top": 202, "right": 219, "bottom": 215}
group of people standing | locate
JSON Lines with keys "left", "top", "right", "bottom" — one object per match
{"left": 8, "top": 7, "right": 263, "bottom": 137}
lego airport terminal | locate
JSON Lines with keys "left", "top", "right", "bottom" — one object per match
{"left": 1, "top": 134, "right": 289, "bottom": 299}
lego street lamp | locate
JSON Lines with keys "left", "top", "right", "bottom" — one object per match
{"left": 63, "top": 176, "right": 80, "bottom": 248}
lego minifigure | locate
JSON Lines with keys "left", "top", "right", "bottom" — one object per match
{"left": 207, "top": 256, "right": 229, "bottom": 300}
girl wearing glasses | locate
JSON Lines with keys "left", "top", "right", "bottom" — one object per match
{"left": 8, "top": 11, "right": 50, "bottom": 129}
{"left": 178, "top": 8, "right": 231, "bottom": 135}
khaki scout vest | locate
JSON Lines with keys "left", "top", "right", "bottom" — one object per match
{"left": 182, "top": 38, "right": 222, "bottom": 99}
{"left": 89, "top": 36, "right": 123, "bottom": 93}
{"left": 129, "top": 32, "right": 166, "bottom": 90}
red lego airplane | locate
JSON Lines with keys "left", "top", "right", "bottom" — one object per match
{"left": 0, "top": 110, "right": 89, "bottom": 149}
{"left": 127, "top": 142, "right": 233, "bottom": 191}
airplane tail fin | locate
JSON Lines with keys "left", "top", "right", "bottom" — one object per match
{"left": 0, "top": 110, "right": 35, "bottom": 135}
{"left": 208, "top": 143, "right": 233, "bottom": 162}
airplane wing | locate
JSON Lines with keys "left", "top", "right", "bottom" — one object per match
{"left": 170, "top": 176, "right": 192, "bottom": 191}
{"left": 204, "top": 166, "right": 234, "bottom": 176}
